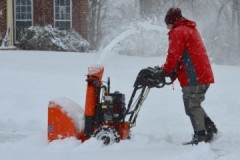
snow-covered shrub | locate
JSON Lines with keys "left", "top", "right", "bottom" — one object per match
{"left": 19, "top": 25, "right": 90, "bottom": 52}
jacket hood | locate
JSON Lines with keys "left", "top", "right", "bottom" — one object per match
{"left": 173, "top": 18, "right": 196, "bottom": 29}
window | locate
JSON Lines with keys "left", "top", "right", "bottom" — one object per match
{"left": 15, "top": 0, "right": 32, "bottom": 42}
{"left": 54, "top": 0, "right": 72, "bottom": 30}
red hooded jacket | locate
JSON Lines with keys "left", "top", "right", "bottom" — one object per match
{"left": 162, "top": 18, "right": 214, "bottom": 87}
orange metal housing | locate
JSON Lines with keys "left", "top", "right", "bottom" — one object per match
{"left": 118, "top": 122, "right": 131, "bottom": 140}
{"left": 48, "top": 101, "right": 80, "bottom": 141}
{"left": 84, "top": 65, "right": 104, "bottom": 117}
{"left": 48, "top": 100, "right": 89, "bottom": 142}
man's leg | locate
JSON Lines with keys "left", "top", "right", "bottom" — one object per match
{"left": 182, "top": 84, "right": 210, "bottom": 133}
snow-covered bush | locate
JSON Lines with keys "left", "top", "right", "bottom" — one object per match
{"left": 19, "top": 25, "right": 90, "bottom": 52}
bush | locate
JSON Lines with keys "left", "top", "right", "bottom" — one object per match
{"left": 19, "top": 25, "right": 90, "bottom": 52}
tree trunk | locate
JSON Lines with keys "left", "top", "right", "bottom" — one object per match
{"left": 139, "top": 0, "right": 156, "bottom": 19}
{"left": 231, "top": 0, "right": 240, "bottom": 59}
{"left": 88, "top": 0, "right": 95, "bottom": 48}
{"left": 88, "top": 0, "right": 107, "bottom": 50}
{"left": 237, "top": 0, "right": 240, "bottom": 52}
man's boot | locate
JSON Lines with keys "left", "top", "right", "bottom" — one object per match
{"left": 205, "top": 117, "right": 218, "bottom": 142}
{"left": 185, "top": 130, "right": 207, "bottom": 145}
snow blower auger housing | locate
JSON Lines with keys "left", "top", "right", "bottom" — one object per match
{"left": 48, "top": 65, "right": 172, "bottom": 145}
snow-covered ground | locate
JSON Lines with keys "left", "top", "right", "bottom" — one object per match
{"left": 0, "top": 50, "right": 240, "bottom": 160}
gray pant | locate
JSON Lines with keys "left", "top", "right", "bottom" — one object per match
{"left": 182, "top": 84, "right": 210, "bottom": 132}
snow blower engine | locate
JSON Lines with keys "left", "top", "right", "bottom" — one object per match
{"left": 48, "top": 65, "right": 173, "bottom": 145}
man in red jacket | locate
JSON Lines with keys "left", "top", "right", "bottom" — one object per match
{"left": 155, "top": 8, "right": 217, "bottom": 145}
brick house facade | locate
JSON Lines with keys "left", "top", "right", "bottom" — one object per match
{"left": 0, "top": 0, "right": 88, "bottom": 46}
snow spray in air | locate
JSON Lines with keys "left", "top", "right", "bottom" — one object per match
{"left": 96, "top": 22, "right": 167, "bottom": 64}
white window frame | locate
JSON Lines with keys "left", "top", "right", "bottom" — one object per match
{"left": 54, "top": 0, "right": 72, "bottom": 30}
{"left": 14, "top": 0, "right": 33, "bottom": 42}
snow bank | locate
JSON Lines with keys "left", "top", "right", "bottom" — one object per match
{"left": 0, "top": 50, "right": 240, "bottom": 160}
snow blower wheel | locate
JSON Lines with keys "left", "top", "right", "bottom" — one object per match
{"left": 93, "top": 126, "right": 120, "bottom": 145}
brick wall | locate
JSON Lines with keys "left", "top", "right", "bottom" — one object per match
{"left": 33, "top": 0, "right": 45, "bottom": 26}
{"left": 0, "top": 0, "right": 7, "bottom": 41}
{"left": 33, "top": 0, "right": 54, "bottom": 26}
{"left": 72, "top": 0, "right": 88, "bottom": 40}
{"left": 44, "top": 0, "right": 54, "bottom": 25}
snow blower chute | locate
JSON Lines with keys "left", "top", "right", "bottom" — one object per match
{"left": 48, "top": 65, "right": 172, "bottom": 145}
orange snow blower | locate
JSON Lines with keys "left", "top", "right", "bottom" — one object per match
{"left": 48, "top": 65, "right": 172, "bottom": 145}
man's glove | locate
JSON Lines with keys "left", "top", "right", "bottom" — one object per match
{"left": 169, "top": 71, "right": 177, "bottom": 82}
{"left": 153, "top": 66, "right": 167, "bottom": 84}
{"left": 154, "top": 65, "right": 177, "bottom": 83}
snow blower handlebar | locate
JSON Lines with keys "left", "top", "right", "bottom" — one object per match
{"left": 125, "top": 67, "right": 174, "bottom": 127}
{"left": 133, "top": 67, "right": 170, "bottom": 88}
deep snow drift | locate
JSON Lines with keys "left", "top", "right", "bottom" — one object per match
{"left": 0, "top": 50, "right": 240, "bottom": 160}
